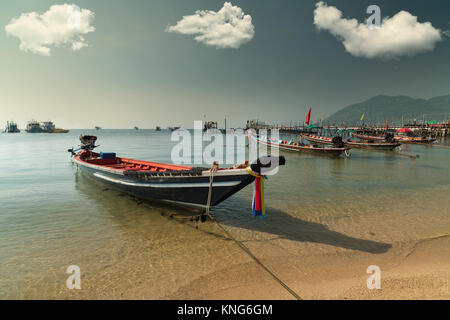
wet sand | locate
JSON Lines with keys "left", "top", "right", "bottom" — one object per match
{"left": 3, "top": 195, "right": 448, "bottom": 300}
{"left": 165, "top": 225, "right": 450, "bottom": 300}
{"left": 4, "top": 183, "right": 448, "bottom": 300}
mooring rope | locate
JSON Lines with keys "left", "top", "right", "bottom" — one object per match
{"left": 210, "top": 216, "right": 302, "bottom": 300}
{"left": 204, "top": 163, "right": 302, "bottom": 300}
{"left": 206, "top": 163, "right": 218, "bottom": 217}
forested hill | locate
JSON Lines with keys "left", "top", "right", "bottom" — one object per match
{"left": 324, "top": 95, "right": 450, "bottom": 125}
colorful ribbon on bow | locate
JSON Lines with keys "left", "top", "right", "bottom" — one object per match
{"left": 247, "top": 167, "right": 266, "bottom": 218}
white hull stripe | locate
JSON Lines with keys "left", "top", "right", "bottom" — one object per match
{"left": 93, "top": 172, "right": 242, "bottom": 188}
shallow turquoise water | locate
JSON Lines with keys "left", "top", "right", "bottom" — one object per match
{"left": 0, "top": 130, "right": 449, "bottom": 298}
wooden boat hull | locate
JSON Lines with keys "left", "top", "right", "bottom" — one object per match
{"left": 72, "top": 150, "right": 285, "bottom": 208}
{"left": 352, "top": 133, "right": 436, "bottom": 144}
{"left": 74, "top": 155, "right": 256, "bottom": 208}
{"left": 345, "top": 141, "right": 401, "bottom": 150}
{"left": 255, "top": 136, "right": 347, "bottom": 156}
{"left": 78, "top": 164, "right": 254, "bottom": 208}
{"left": 350, "top": 133, "right": 386, "bottom": 141}
{"left": 302, "top": 134, "right": 400, "bottom": 150}
{"left": 301, "top": 134, "right": 334, "bottom": 145}
{"left": 394, "top": 136, "right": 436, "bottom": 144}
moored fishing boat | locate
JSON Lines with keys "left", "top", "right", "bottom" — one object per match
{"left": 351, "top": 131, "right": 435, "bottom": 144}
{"left": 301, "top": 134, "right": 334, "bottom": 145}
{"left": 5, "top": 121, "right": 20, "bottom": 133}
{"left": 254, "top": 135, "right": 348, "bottom": 157}
{"left": 394, "top": 135, "right": 436, "bottom": 144}
{"left": 302, "top": 134, "right": 401, "bottom": 150}
{"left": 69, "top": 135, "right": 285, "bottom": 208}
{"left": 345, "top": 139, "right": 401, "bottom": 150}
{"left": 26, "top": 120, "right": 42, "bottom": 133}
{"left": 394, "top": 128, "right": 436, "bottom": 144}
{"left": 25, "top": 120, "right": 68, "bottom": 133}
{"left": 350, "top": 132, "right": 387, "bottom": 141}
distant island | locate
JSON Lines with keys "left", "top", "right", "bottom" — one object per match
{"left": 325, "top": 94, "right": 450, "bottom": 126}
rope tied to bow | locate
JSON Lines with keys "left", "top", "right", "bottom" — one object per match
{"left": 205, "top": 162, "right": 219, "bottom": 218}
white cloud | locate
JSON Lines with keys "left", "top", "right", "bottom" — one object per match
{"left": 313, "top": 1, "right": 442, "bottom": 59}
{"left": 166, "top": 2, "right": 254, "bottom": 49}
{"left": 5, "top": 4, "right": 95, "bottom": 56}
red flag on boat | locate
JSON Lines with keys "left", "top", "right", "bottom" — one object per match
{"left": 305, "top": 107, "right": 311, "bottom": 125}
{"left": 385, "top": 121, "right": 389, "bottom": 130}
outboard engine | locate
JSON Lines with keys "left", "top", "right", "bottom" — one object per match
{"left": 79, "top": 135, "right": 97, "bottom": 150}
{"left": 68, "top": 135, "right": 98, "bottom": 155}
{"left": 332, "top": 136, "right": 345, "bottom": 148}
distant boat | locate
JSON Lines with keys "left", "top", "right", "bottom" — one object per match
{"left": 25, "top": 120, "right": 68, "bottom": 133}
{"left": 40, "top": 121, "right": 69, "bottom": 133}
{"left": 350, "top": 132, "right": 386, "bottom": 141}
{"left": 254, "top": 135, "right": 348, "bottom": 157}
{"left": 26, "top": 120, "right": 42, "bottom": 133}
{"left": 168, "top": 126, "right": 180, "bottom": 131}
{"left": 40, "top": 121, "right": 55, "bottom": 133}
{"left": 203, "top": 121, "right": 218, "bottom": 133}
{"left": 52, "top": 128, "right": 70, "bottom": 133}
{"left": 95, "top": 126, "right": 101, "bottom": 130}
{"left": 394, "top": 136, "right": 436, "bottom": 144}
{"left": 345, "top": 140, "right": 401, "bottom": 150}
{"left": 155, "top": 126, "right": 161, "bottom": 131}
{"left": 394, "top": 129, "right": 436, "bottom": 144}
{"left": 134, "top": 126, "right": 139, "bottom": 130}
{"left": 5, "top": 121, "right": 20, "bottom": 133}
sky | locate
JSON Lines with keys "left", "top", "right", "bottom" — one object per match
{"left": 1, "top": 0, "right": 449, "bottom": 129}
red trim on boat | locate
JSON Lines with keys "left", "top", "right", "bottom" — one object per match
{"left": 75, "top": 151, "right": 193, "bottom": 173}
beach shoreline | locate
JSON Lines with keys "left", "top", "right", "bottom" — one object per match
{"left": 165, "top": 232, "right": 450, "bottom": 300}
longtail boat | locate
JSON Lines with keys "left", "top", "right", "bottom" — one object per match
{"left": 254, "top": 135, "right": 348, "bottom": 157}
{"left": 301, "top": 134, "right": 335, "bottom": 145}
{"left": 393, "top": 135, "right": 436, "bottom": 144}
{"left": 350, "top": 132, "right": 386, "bottom": 141}
{"left": 69, "top": 135, "right": 285, "bottom": 208}
{"left": 302, "top": 134, "right": 401, "bottom": 150}
{"left": 345, "top": 139, "right": 401, "bottom": 150}
{"left": 352, "top": 132, "right": 436, "bottom": 144}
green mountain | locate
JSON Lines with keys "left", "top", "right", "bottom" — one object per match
{"left": 324, "top": 94, "right": 450, "bottom": 126}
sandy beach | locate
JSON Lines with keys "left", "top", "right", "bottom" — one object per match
{"left": 165, "top": 225, "right": 450, "bottom": 300}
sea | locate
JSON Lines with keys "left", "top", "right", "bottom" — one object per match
{"left": 0, "top": 129, "right": 449, "bottom": 298}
